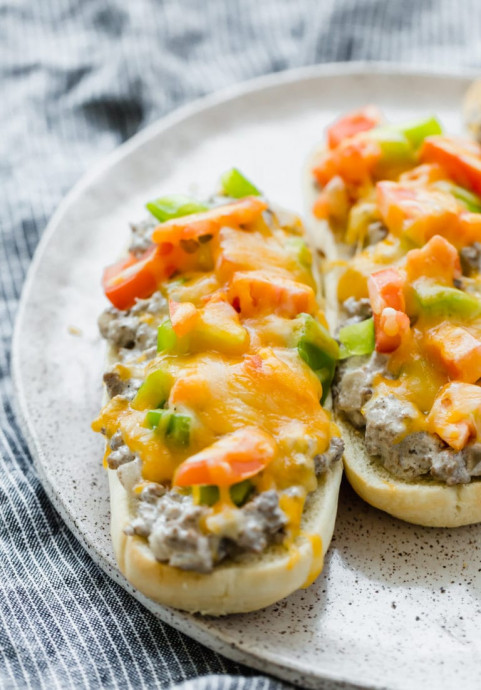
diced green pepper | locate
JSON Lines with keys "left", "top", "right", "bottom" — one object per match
{"left": 220, "top": 168, "right": 260, "bottom": 198}
{"left": 369, "top": 127, "right": 413, "bottom": 163}
{"left": 198, "top": 485, "right": 219, "bottom": 506}
{"left": 145, "top": 408, "right": 191, "bottom": 446}
{"left": 133, "top": 369, "right": 171, "bottom": 410}
{"left": 393, "top": 116, "right": 442, "bottom": 149}
{"left": 167, "top": 413, "right": 190, "bottom": 446}
{"left": 286, "top": 237, "right": 312, "bottom": 268}
{"left": 197, "top": 480, "right": 254, "bottom": 507}
{"left": 413, "top": 283, "right": 481, "bottom": 319}
{"left": 145, "top": 408, "right": 172, "bottom": 431}
{"left": 229, "top": 479, "right": 254, "bottom": 506}
{"left": 434, "top": 180, "right": 481, "bottom": 213}
{"left": 292, "top": 314, "right": 339, "bottom": 405}
{"left": 338, "top": 318, "right": 375, "bottom": 359}
{"left": 146, "top": 194, "right": 208, "bottom": 222}
{"left": 157, "top": 319, "right": 177, "bottom": 353}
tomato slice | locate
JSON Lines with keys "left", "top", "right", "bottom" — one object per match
{"left": 102, "top": 246, "right": 165, "bottom": 310}
{"left": 368, "top": 268, "right": 409, "bottom": 353}
{"left": 425, "top": 324, "right": 481, "bottom": 384}
{"left": 173, "top": 426, "right": 276, "bottom": 487}
{"left": 428, "top": 382, "right": 481, "bottom": 451}
{"left": 228, "top": 270, "right": 316, "bottom": 317}
{"left": 151, "top": 196, "right": 267, "bottom": 246}
{"left": 327, "top": 106, "right": 382, "bottom": 150}
{"left": 405, "top": 235, "right": 461, "bottom": 285}
{"left": 420, "top": 136, "right": 481, "bottom": 196}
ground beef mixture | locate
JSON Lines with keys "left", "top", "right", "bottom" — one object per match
{"left": 334, "top": 351, "right": 388, "bottom": 428}
{"left": 314, "top": 437, "right": 344, "bottom": 474}
{"left": 128, "top": 218, "right": 156, "bottom": 257}
{"left": 460, "top": 242, "right": 481, "bottom": 277}
{"left": 125, "top": 486, "right": 288, "bottom": 573}
{"left": 335, "top": 350, "right": 481, "bottom": 485}
{"left": 98, "top": 290, "right": 166, "bottom": 353}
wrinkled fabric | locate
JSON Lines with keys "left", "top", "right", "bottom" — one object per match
{"left": 1, "top": 1, "right": 481, "bottom": 688}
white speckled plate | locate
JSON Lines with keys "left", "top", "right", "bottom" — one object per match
{"left": 13, "top": 63, "right": 481, "bottom": 690}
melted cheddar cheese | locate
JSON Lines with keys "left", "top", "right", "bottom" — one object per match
{"left": 94, "top": 196, "right": 338, "bottom": 541}
{"left": 313, "top": 110, "right": 481, "bottom": 453}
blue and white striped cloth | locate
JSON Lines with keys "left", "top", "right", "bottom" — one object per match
{"left": 2, "top": 1, "right": 481, "bottom": 688}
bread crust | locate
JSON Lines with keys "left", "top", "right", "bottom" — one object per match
{"left": 304, "top": 144, "right": 481, "bottom": 528}
{"left": 109, "top": 460, "right": 342, "bottom": 615}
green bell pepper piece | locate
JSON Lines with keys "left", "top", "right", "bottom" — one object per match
{"left": 198, "top": 485, "right": 219, "bottom": 506}
{"left": 229, "top": 479, "right": 254, "bottom": 506}
{"left": 220, "top": 168, "right": 260, "bottom": 198}
{"left": 394, "top": 116, "right": 442, "bottom": 149}
{"left": 146, "top": 194, "right": 208, "bottom": 222}
{"left": 145, "top": 408, "right": 191, "bottom": 446}
{"left": 293, "top": 314, "right": 339, "bottom": 405}
{"left": 145, "top": 408, "right": 172, "bottom": 432}
{"left": 413, "top": 283, "right": 481, "bottom": 319}
{"left": 157, "top": 319, "right": 177, "bottom": 353}
{"left": 434, "top": 180, "right": 481, "bottom": 213}
{"left": 338, "top": 318, "right": 375, "bottom": 359}
{"left": 167, "top": 413, "right": 190, "bottom": 446}
{"left": 133, "top": 369, "right": 171, "bottom": 410}
{"left": 368, "top": 127, "right": 413, "bottom": 163}
{"left": 198, "top": 480, "right": 254, "bottom": 507}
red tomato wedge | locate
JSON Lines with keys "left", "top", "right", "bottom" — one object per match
{"left": 420, "top": 136, "right": 481, "bottom": 196}
{"left": 103, "top": 246, "right": 166, "bottom": 310}
{"left": 368, "top": 268, "right": 410, "bottom": 353}
{"left": 313, "top": 135, "right": 381, "bottom": 187}
{"left": 173, "top": 427, "right": 276, "bottom": 487}
{"left": 312, "top": 175, "right": 349, "bottom": 222}
{"left": 228, "top": 270, "right": 317, "bottom": 317}
{"left": 375, "top": 308, "right": 410, "bottom": 353}
{"left": 428, "top": 382, "right": 481, "bottom": 451}
{"left": 425, "top": 324, "right": 481, "bottom": 384}
{"left": 405, "top": 235, "right": 461, "bottom": 284}
{"left": 326, "top": 106, "right": 382, "bottom": 150}
{"left": 376, "top": 180, "right": 459, "bottom": 245}
{"left": 168, "top": 300, "right": 199, "bottom": 337}
{"left": 368, "top": 268, "right": 406, "bottom": 313}
{"left": 151, "top": 197, "right": 267, "bottom": 246}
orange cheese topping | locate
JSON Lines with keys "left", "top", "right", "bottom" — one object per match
{"left": 94, "top": 197, "right": 336, "bottom": 537}
{"left": 314, "top": 112, "right": 481, "bottom": 452}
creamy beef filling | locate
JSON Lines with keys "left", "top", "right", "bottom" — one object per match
{"left": 123, "top": 486, "right": 288, "bottom": 573}
{"left": 335, "top": 330, "right": 481, "bottom": 485}
{"left": 128, "top": 218, "right": 156, "bottom": 257}
{"left": 460, "top": 242, "right": 481, "bottom": 277}
{"left": 102, "top": 427, "right": 342, "bottom": 572}
{"left": 98, "top": 290, "right": 166, "bottom": 355}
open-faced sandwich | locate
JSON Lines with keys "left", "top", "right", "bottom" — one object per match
{"left": 307, "top": 107, "right": 481, "bottom": 527}
{"left": 92, "top": 169, "right": 343, "bottom": 614}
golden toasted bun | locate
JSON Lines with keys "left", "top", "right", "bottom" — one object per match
{"left": 304, "top": 145, "right": 481, "bottom": 528}
{"left": 109, "top": 460, "right": 342, "bottom": 615}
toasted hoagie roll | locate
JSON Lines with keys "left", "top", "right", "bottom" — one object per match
{"left": 93, "top": 169, "right": 343, "bottom": 614}
{"left": 305, "top": 108, "right": 481, "bottom": 527}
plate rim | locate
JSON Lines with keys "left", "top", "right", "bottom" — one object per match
{"left": 11, "top": 61, "right": 477, "bottom": 690}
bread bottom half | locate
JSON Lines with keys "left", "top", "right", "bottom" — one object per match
{"left": 109, "top": 460, "right": 342, "bottom": 615}
{"left": 304, "top": 145, "right": 481, "bottom": 528}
